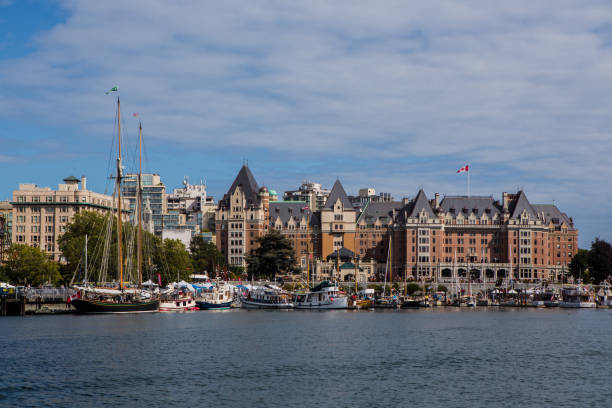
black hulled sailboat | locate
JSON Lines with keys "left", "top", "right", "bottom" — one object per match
{"left": 72, "top": 96, "right": 159, "bottom": 313}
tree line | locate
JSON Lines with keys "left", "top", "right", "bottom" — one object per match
{"left": 569, "top": 238, "right": 612, "bottom": 284}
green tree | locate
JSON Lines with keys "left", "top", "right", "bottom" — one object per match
{"left": 5, "top": 244, "right": 61, "bottom": 285}
{"left": 153, "top": 238, "right": 192, "bottom": 285}
{"left": 189, "top": 235, "right": 225, "bottom": 277}
{"left": 246, "top": 230, "right": 297, "bottom": 280}
{"left": 588, "top": 238, "right": 612, "bottom": 283}
{"left": 406, "top": 283, "right": 420, "bottom": 295}
{"left": 569, "top": 248, "right": 589, "bottom": 281}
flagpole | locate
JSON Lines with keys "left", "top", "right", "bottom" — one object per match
{"left": 467, "top": 165, "right": 470, "bottom": 197}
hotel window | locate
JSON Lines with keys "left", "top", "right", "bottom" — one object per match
{"left": 31, "top": 226, "right": 40, "bottom": 233}
{"left": 16, "top": 225, "right": 25, "bottom": 233}
{"left": 16, "top": 235, "right": 25, "bottom": 242}
{"left": 17, "top": 216, "right": 25, "bottom": 223}
{"left": 46, "top": 225, "right": 53, "bottom": 233}
{"left": 46, "top": 196, "right": 53, "bottom": 202}
{"left": 17, "top": 196, "right": 25, "bottom": 202}
{"left": 17, "top": 207, "right": 26, "bottom": 213}
{"left": 32, "top": 207, "right": 40, "bottom": 213}
{"left": 60, "top": 196, "right": 68, "bottom": 203}
{"left": 60, "top": 216, "right": 68, "bottom": 223}
{"left": 31, "top": 216, "right": 40, "bottom": 223}
{"left": 32, "top": 196, "right": 40, "bottom": 202}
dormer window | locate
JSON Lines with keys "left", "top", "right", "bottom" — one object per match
{"left": 462, "top": 208, "right": 468, "bottom": 213}
{"left": 472, "top": 208, "right": 478, "bottom": 214}
{"left": 485, "top": 209, "right": 491, "bottom": 214}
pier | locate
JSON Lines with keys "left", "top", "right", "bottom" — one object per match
{"left": 1, "top": 287, "right": 75, "bottom": 316}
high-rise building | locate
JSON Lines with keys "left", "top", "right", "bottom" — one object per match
{"left": 283, "top": 181, "right": 330, "bottom": 211}
{"left": 11, "top": 176, "right": 128, "bottom": 262}
{"left": 166, "top": 177, "right": 216, "bottom": 235}
{"left": 121, "top": 173, "right": 166, "bottom": 236}
{"left": 0, "top": 201, "right": 12, "bottom": 262}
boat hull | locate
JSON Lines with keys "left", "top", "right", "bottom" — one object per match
{"left": 241, "top": 299, "right": 294, "bottom": 309}
{"left": 196, "top": 300, "right": 232, "bottom": 310}
{"left": 71, "top": 299, "right": 159, "bottom": 313}
{"left": 559, "top": 302, "right": 596, "bottom": 308}
{"left": 400, "top": 300, "right": 420, "bottom": 309}
{"left": 294, "top": 296, "right": 348, "bottom": 309}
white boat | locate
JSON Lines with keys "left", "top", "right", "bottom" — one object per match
{"left": 196, "top": 281, "right": 234, "bottom": 310}
{"left": 294, "top": 281, "right": 348, "bottom": 309}
{"left": 159, "top": 292, "right": 198, "bottom": 312}
{"left": 241, "top": 285, "right": 293, "bottom": 309}
{"left": 559, "top": 286, "right": 596, "bottom": 308}
{"left": 596, "top": 284, "right": 612, "bottom": 308}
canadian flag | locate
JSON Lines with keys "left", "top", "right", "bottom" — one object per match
{"left": 456, "top": 165, "right": 469, "bottom": 173}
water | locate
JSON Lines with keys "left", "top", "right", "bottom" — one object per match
{"left": 2, "top": 308, "right": 612, "bottom": 407}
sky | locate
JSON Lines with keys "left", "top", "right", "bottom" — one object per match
{"left": 1, "top": 0, "right": 611, "bottom": 248}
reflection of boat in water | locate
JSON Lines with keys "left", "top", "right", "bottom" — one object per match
{"left": 241, "top": 284, "right": 294, "bottom": 309}
{"left": 294, "top": 281, "right": 348, "bottom": 309}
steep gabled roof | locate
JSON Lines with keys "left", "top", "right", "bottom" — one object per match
{"left": 532, "top": 204, "right": 575, "bottom": 229}
{"left": 269, "top": 201, "right": 313, "bottom": 225}
{"left": 439, "top": 196, "right": 501, "bottom": 219}
{"left": 510, "top": 191, "right": 537, "bottom": 219}
{"left": 323, "top": 179, "right": 354, "bottom": 210}
{"left": 407, "top": 189, "right": 435, "bottom": 218}
{"left": 223, "top": 165, "right": 260, "bottom": 207}
{"left": 357, "top": 201, "right": 403, "bottom": 225}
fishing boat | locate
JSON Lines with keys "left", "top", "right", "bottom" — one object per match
{"left": 196, "top": 281, "right": 234, "bottom": 310}
{"left": 72, "top": 96, "right": 159, "bottom": 313}
{"left": 241, "top": 284, "right": 294, "bottom": 309}
{"left": 294, "top": 281, "right": 348, "bottom": 309}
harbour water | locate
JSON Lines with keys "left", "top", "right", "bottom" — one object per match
{"left": 2, "top": 308, "right": 611, "bottom": 407}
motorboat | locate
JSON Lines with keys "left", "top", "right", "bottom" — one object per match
{"left": 294, "top": 281, "right": 348, "bottom": 309}
{"left": 559, "top": 286, "right": 596, "bottom": 308}
{"left": 196, "top": 281, "right": 234, "bottom": 310}
{"left": 159, "top": 291, "right": 198, "bottom": 312}
{"left": 241, "top": 284, "right": 294, "bottom": 309}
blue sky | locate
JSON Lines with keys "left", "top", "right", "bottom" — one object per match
{"left": 1, "top": 0, "right": 612, "bottom": 248}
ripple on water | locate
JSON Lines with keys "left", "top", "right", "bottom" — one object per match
{"left": 1, "top": 309, "right": 612, "bottom": 407}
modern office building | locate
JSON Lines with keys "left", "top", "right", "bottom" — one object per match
{"left": 121, "top": 173, "right": 166, "bottom": 236}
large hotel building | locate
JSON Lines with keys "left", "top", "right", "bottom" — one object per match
{"left": 10, "top": 176, "right": 128, "bottom": 262}
{"left": 217, "top": 166, "right": 578, "bottom": 282}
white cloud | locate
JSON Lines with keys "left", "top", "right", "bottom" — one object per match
{"left": 1, "top": 0, "right": 612, "bottom": 245}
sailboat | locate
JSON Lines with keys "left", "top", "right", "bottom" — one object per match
{"left": 71, "top": 97, "right": 159, "bottom": 313}
{"left": 374, "top": 233, "right": 399, "bottom": 309}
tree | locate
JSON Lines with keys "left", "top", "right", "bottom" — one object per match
{"left": 569, "top": 248, "right": 589, "bottom": 281}
{"left": 153, "top": 238, "right": 192, "bottom": 285}
{"left": 190, "top": 235, "right": 225, "bottom": 277}
{"left": 588, "top": 238, "right": 612, "bottom": 283}
{"left": 5, "top": 244, "right": 62, "bottom": 286}
{"left": 246, "top": 230, "right": 297, "bottom": 280}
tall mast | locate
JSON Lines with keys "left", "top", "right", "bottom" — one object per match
{"left": 389, "top": 232, "right": 393, "bottom": 292}
{"left": 137, "top": 122, "right": 143, "bottom": 288}
{"left": 116, "top": 97, "right": 124, "bottom": 291}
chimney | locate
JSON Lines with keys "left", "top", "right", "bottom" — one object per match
{"left": 81, "top": 176, "right": 87, "bottom": 191}
{"left": 434, "top": 192, "right": 440, "bottom": 209}
{"left": 502, "top": 192, "right": 508, "bottom": 211}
